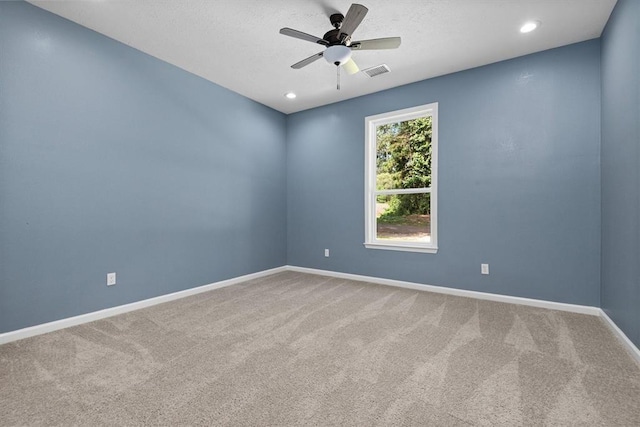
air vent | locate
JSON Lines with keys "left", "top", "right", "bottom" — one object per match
{"left": 363, "top": 64, "right": 391, "bottom": 77}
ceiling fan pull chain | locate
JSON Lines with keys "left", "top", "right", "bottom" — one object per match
{"left": 337, "top": 65, "right": 341, "bottom": 90}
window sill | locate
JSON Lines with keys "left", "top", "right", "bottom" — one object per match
{"left": 363, "top": 242, "right": 438, "bottom": 254}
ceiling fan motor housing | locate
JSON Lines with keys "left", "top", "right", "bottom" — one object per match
{"left": 323, "top": 29, "right": 345, "bottom": 45}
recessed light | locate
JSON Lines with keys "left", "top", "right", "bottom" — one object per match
{"left": 520, "top": 21, "right": 540, "bottom": 33}
{"left": 285, "top": 92, "right": 297, "bottom": 99}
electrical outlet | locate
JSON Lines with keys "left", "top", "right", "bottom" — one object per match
{"left": 481, "top": 264, "right": 489, "bottom": 275}
{"left": 107, "top": 272, "right": 116, "bottom": 286}
{"left": 324, "top": 249, "right": 330, "bottom": 257}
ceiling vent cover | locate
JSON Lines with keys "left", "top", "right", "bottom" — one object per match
{"left": 363, "top": 64, "right": 390, "bottom": 77}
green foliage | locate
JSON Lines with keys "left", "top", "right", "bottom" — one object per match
{"left": 385, "top": 195, "right": 403, "bottom": 216}
{"left": 378, "top": 194, "right": 430, "bottom": 222}
{"left": 375, "top": 172, "right": 394, "bottom": 202}
{"left": 376, "top": 116, "right": 432, "bottom": 216}
{"left": 378, "top": 195, "right": 431, "bottom": 229}
{"left": 376, "top": 172, "right": 395, "bottom": 190}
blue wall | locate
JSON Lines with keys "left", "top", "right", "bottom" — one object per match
{"left": 4, "top": 1, "right": 636, "bottom": 341}
{"left": 287, "top": 40, "right": 602, "bottom": 306}
{"left": 0, "top": 2, "right": 287, "bottom": 333}
{"left": 601, "top": 0, "right": 640, "bottom": 347}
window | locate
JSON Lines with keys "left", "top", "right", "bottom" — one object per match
{"left": 364, "top": 103, "right": 438, "bottom": 253}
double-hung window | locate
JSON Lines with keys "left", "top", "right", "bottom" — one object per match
{"left": 364, "top": 102, "right": 438, "bottom": 253}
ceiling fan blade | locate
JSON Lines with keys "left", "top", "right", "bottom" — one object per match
{"left": 280, "top": 28, "right": 329, "bottom": 46}
{"left": 339, "top": 4, "right": 368, "bottom": 41}
{"left": 342, "top": 58, "right": 359, "bottom": 75}
{"left": 350, "top": 37, "right": 401, "bottom": 50}
{"left": 291, "top": 51, "right": 324, "bottom": 69}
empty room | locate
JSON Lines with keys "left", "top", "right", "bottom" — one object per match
{"left": 1, "top": 0, "right": 639, "bottom": 425}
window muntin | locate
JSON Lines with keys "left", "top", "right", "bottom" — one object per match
{"left": 364, "top": 103, "right": 438, "bottom": 253}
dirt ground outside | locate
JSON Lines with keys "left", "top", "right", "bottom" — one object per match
{"left": 376, "top": 203, "right": 431, "bottom": 241}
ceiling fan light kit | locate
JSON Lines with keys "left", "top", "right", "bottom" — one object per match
{"left": 324, "top": 45, "right": 352, "bottom": 66}
{"left": 279, "top": 3, "right": 401, "bottom": 90}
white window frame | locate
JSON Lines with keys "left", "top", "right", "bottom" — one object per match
{"left": 364, "top": 102, "right": 438, "bottom": 253}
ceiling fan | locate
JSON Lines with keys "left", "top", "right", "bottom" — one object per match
{"left": 279, "top": 3, "right": 401, "bottom": 89}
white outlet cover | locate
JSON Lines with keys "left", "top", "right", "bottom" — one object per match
{"left": 107, "top": 272, "right": 116, "bottom": 286}
{"left": 324, "top": 249, "right": 330, "bottom": 257}
{"left": 481, "top": 264, "right": 489, "bottom": 275}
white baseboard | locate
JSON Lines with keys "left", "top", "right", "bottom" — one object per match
{"left": 286, "top": 265, "right": 601, "bottom": 316}
{"left": 599, "top": 309, "right": 640, "bottom": 365}
{"left": 4, "top": 264, "right": 638, "bottom": 366}
{"left": 0, "top": 266, "right": 287, "bottom": 345}
{"left": 286, "top": 265, "right": 640, "bottom": 364}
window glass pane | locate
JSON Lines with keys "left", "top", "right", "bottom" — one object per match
{"left": 376, "top": 193, "right": 431, "bottom": 242}
{"left": 376, "top": 116, "right": 432, "bottom": 190}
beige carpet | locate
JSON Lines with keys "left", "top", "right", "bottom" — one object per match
{"left": 1, "top": 271, "right": 639, "bottom": 426}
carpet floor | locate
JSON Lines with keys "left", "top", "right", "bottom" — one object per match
{"left": 1, "top": 271, "right": 639, "bottom": 426}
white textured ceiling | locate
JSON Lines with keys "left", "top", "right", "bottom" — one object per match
{"left": 28, "top": 0, "right": 616, "bottom": 114}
